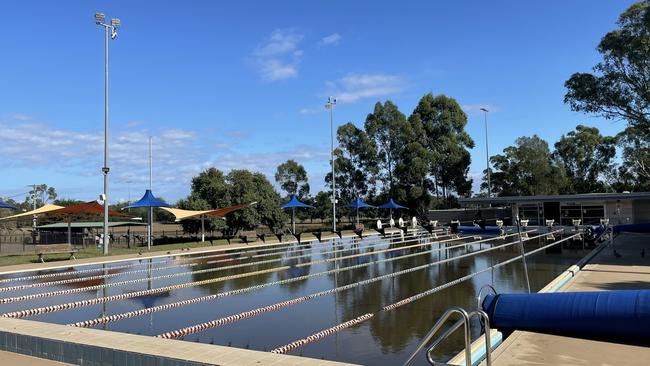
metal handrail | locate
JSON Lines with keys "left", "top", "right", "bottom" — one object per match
{"left": 402, "top": 307, "right": 492, "bottom": 366}
{"left": 476, "top": 284, "right": 497, "bottom": 309}
{"left": 403, "top": 307, "right": 470, "bottom": 366}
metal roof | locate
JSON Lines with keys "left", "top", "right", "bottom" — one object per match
{"left": 37, "top": 221, "right": 147, "bottom": 229}
{"left": 459, "top": 192, "right": 650, "bottom": 205}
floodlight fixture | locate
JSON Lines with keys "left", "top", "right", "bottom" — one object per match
{"left": 111, "top": 18, "right": 120, "bottom": 27}
{"left": 480, "top": 107, "right": 489, "bottom": 112}
{"left": 95, "top": 12, "right": 105, "bottom": 24}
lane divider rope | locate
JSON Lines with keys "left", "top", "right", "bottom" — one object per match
{"left": 1, "top": 233, "right": 463, "bottom": 316}
{"left": 271, "top": 232, "right": 577, "bottom": 354}
{"left": 154, "top": 231, "right": 551, "bottom": 339}
{"left": 0, "top": 229, "right": 415, "bottom": 285}
{"left": 0, "top": 233, "right": 438, "bottom": 304}
{"left": 0, "top": 231, "right": 428, "bottom": 293}
{"left": 68, "top": 232, "right": 522, "bottom": 328}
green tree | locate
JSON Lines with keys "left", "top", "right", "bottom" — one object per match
{"left": 553, "top": 125, "right": 616, "bottom": 193}
{"left": 391, "top": 112, "right": 432, "bottom": 214}
{"left": 25, "top": 184, "right": 57, "bottom": 207}
{"left": 180, "top": 167, "right": 286, "bottom": 236}
{"left": 364, "top": 101, "right": 409, "bottom": 196}
{"left": 487, "top": 135, "right": 567, "bottom": 196}
{"left": 614, "top": 126, "right": 650, "bottom": 191}
{"left": 412, "top": 93, "right": 474, "bottom": 200}
{"left": 363, "top": 100, "right": 436, "bottom": 214}
{"left": 564, "top": 1, "right": 650, "bottom": 129}
{"left": 275, "top": 159, "right": 310, "bottom": 198}
{"left": 226, "top": 169, "right": 286, "bottom": 234}
{"left": 325, "top": 122, "right": 379, "bottom": 203}
{"left": 53, "top": 198, "right": 84, "bottom": 207}
{"left": 312, "top": 191, "right": 332, "bottom": 222}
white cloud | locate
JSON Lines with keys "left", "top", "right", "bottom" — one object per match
{"left": 299, "top": 107, "right": 322, "bottom": 115}
{"left": 461, "top": 104, "right": 499, "bottom": 117}
{"left": 252, "top": 29, "right": 304, "bottom": 81}
{"left": 216, "top": 145, "right": 329, "bottom": 174}
{"left": 327, "top": 73, "right": 407, "bottom": 103}
{"left": 0, "top": 117, "right": 210, "bottom": 201}
{"left": 0, "top": 116, "right": 332, "bottom": 201}
{"left": 320, "top": 33, "right": 342, "bottom": 46}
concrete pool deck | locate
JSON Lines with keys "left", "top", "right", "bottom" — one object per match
{"left": 485, "top": 233, "right": 650, "bottom": 366}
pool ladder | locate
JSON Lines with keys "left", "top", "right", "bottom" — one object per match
{"left": 403, "top": 287, "right": 495, "bottom": 366}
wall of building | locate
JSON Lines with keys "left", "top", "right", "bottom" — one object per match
{"left": 632, "top": 199, "right": 650, "bottom": 224}
{"left": 605, "top": 200, "right": 634, "bottom": 225}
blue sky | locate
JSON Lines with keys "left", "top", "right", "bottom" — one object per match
{"left": 0, "top": 0, "right": 638, "bottom": 203}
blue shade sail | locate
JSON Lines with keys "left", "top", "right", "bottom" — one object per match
{"left": 125, "top": 190, "right": 171, "bottom": 208}
{"left": 280, "top": 195, "right": 313, "bottom": 209}
{"left": 343, "top": 197, "right": 376, "bottom": 209}
{"left": 378, "top": 199, "right": 407, "bottom": 209}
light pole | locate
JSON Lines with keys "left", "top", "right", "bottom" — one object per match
{"left": 480, "top": 108, "right": 492, "bottom": 198}
{"left": 325, "top": 96, "right": 337, "bottom": 232}
{"left": 95, "top": 12, "right": 120, "bottom": 255}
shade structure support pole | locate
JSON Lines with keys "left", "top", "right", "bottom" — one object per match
{"left": 201, "top": 215, "right": 205, "bottom": 242}
{"left": 148, "top": 206, "right": 153, "bottom": 250}
{"left": 67, "top": 219, "right": 72, "bottom": 245}
{"left": 292, "top": 207, "right": 296, "bottom": 234}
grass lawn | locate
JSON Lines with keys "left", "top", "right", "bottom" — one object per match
{"left": 0, "top": 238, "right": 242, "bottom": 268}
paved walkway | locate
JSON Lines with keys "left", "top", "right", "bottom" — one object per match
{"left": 488, "top": 233, "right": 650, "bottom": 366}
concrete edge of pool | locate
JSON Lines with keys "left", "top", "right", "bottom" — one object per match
{"left": 0, "top": 317, "right": 359, "bottom": 366}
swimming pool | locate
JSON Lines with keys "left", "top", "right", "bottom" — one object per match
{"left": 0, "top": 229, "right": 590, "bottom": 365}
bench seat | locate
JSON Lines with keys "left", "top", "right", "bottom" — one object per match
{"left": 35, "top": 244, "right": 78, "bottom": 263}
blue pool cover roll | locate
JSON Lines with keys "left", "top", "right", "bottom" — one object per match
{"left": 482, "top": 290, "right": 650, "bottom": 339}
{"left": 613, "top": 223, "right": 650, "bottom": 233}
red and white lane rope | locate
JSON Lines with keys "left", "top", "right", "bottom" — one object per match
{"left": 0, "top": 232, "right": 420, "bottom": 293}
{"left": 68, "top": 232, "right": 504, "bottom": 328}
{"left": 0, "top": 233, "right": 450, "bottom": 305}
{"left": 270, "top": 231, "right": 572, "bottom": 354}
{"left": 0, "top": 230, "right": 388, "bottom": 286}
{"left": 271, "top": 314, "right": 375, "bottom": 354}
{"left": 154, "top": 232, "right": 539, "bottom": 340}
{"left": 1, "top": 233, "right": 460, "bottom": 317}
{"left": 0, "top": 235, "right": 349, "bottom": 287}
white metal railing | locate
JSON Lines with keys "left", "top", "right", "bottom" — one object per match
{"left": 402, "top": 306, "right": 492, "bottom": 366}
